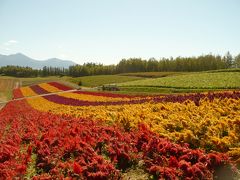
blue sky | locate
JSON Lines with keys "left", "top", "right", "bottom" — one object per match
{"left": 0, "top": 0, "right": 239, "bottom": 64}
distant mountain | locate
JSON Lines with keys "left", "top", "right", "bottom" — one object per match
{"left": 0, "top": 53, "right": 76, "bottom": 69}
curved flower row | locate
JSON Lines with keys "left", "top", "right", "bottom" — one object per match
{"left": 18, "top": 82, "right": 151, "bottom": 102}
{"left": 38, "top": 83, "right": 62, "bottom": 93}
{"left": 15, "top": 82, "right": 65, "bottom": 98}
{"left": 48, "top": 82, "right": 73, "bottom": 91}
{"left": 17, "top": 81, "right": 240, "bottom": 105}
{"left": 58, "top": 92, "right": 146, "bottom": 102}
{"left": 20, "top": 85, "right": 151, "bottom": 104}
{"left": 0, "top": 99, "right": 237, "bottom": 179}
{"left": 13, "top": 88, "right": 23, "bottom": 99}
{"left": 32, "top": 84, "right": 152, "bottom": 103}
{"left": 19, "top": 82, "right": 240, "bottom": 107}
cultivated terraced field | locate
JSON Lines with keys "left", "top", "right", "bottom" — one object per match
{"left": 119, "top": 72, "right": 240, "bottom": 89}
{"left": 67, "top": 75, "right": 144, "bottom": 87}
{"left": 0, "top": 82, "right": 239, "bottom": 179}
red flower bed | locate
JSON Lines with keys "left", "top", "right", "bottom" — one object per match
{"left": 30, "top": 85, "right": 49, "bottom": 95}
{"left": 135, "top": 125, "right": 238, "bottom": 179}
{"left": 0, "top": 100, "right": 237, "bottom": 179}
{"left": 0, "top": 101, "right": 37, "bottom": 178}
{"left": 48, "top": 82, "right": 73, "bottom": 91}
{"left": 12, "top": 88, "right": 23, "bottom": 99}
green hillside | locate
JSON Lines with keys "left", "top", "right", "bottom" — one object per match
{"left": 119, "top": 72, "right": 240, "bottom": 89}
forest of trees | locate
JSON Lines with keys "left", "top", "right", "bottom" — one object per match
{"left": 1, "top": 52, "right": 240, "bottom": 77}
{"left": 0, "top": 66, "right": 67, "bottom": 77}
{"left": 0, "top": 66, "right": 39, "bottom": 77}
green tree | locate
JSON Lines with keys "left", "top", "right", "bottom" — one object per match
{"left": 223, "top": 51, "right": 233, "bottom": 68}
{"left": 234, "top": 54, "right": 240, "bottom": 68}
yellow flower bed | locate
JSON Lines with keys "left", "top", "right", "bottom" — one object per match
{"left": 38, "top": 83, "right": 62, "bottom": 93}
{"left": 20, "top": 87, "right": 37, "bottom": 97}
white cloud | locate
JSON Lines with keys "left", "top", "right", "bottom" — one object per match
{"left": 8, "top": 40, "right": 18, "bottom": 44}
{"left": 4, "top": 40, "right": 19, "bottom": 46}
{"left": 0, "top": 47, "right": 10, "bottom": 51}
{"left": 0, "top": 40, "right": 19, "bottom": 52}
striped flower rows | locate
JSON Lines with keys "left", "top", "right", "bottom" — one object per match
{"left": 19, "top": 82, "right": 150, "bottom": 103}
{"left": 4, "top": 82, "right": 239, "bottom": 178}
{"left": 15, "top": 82, "right": 240, "bottom": 162}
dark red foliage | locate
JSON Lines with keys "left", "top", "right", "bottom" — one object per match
{"left": 133, "top": 124, "right": 235, "bottom": 179}
{"left": 48, "top": 82, "right": 73, "bottom": 91}
{"left": 30, "top": 85, "right": 49, "bottom": 94}
{"left": 73, "top": 162, "right": 82, "bottom": 174}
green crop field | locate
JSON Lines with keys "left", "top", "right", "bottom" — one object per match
{"left": 205, "top": 68, "right": 240, "bottom": 73}
{"left": 20, "top": 76, "right": 61, "bottom": 86}
{"left": 0, "top": 74, "right": 144, "bottom": 93}
{"left": 1, "top": 71, "right": 239, "bottom": 98}
{"left": 119, "top": 71, "right": 189, "bottom": 78}
{"left": 68, "top": 75, "right": 144, "bottom": 87}
{"left": 119, "top": 72, "right": 240, "bottom": 89}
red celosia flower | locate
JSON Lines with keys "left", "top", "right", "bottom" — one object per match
{"left": 73, "top": 162, "right": 82, "bottom": 174}
{"left": 27, "top": 145, "right": 32, "bottom": 155}
{"left": 16, "top": 165, "right": 26, "bottom": 174}
{"left": 169, "top": 156, "right": 179, "bottom": 167}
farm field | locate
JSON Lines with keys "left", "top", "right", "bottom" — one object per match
{"left": 0, "top": 74, "right": 144, "bottom": 89}
{"left": 119, "top": 72, "right": 240, "bottom": 90}
{"left": 0, "top": 75, "right": 90, "bottom": 87}
{"left": 1, "top": 81, "right": 239, "bottom": 179}
{"left": 119, "top": 68, "right": 240, "bottom": 79}
{"left": 119, "top": 71, "right": 189, "bottom": 78}
{"left": 0, "top": 78, "right": 20, "bottom": 105}
{"left": 67, "top": 75, "right": 144, "bottom": 87}
{"left": 117, "top": 86, "right": 230, "bottom": 95}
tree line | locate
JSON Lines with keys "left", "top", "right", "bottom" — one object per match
{"left": 0, "top": 66, "right": 67, "bottom": 77}
{"left": 1, "top": 52, "right": 240, "bottom": 77}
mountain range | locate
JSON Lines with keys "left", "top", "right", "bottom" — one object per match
{"left": 0, "top": 53, "right": 76, "bottom": 69}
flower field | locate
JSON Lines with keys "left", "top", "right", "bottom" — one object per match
{"left": 1, "top": 82, "right": 240, "bottom": 179}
